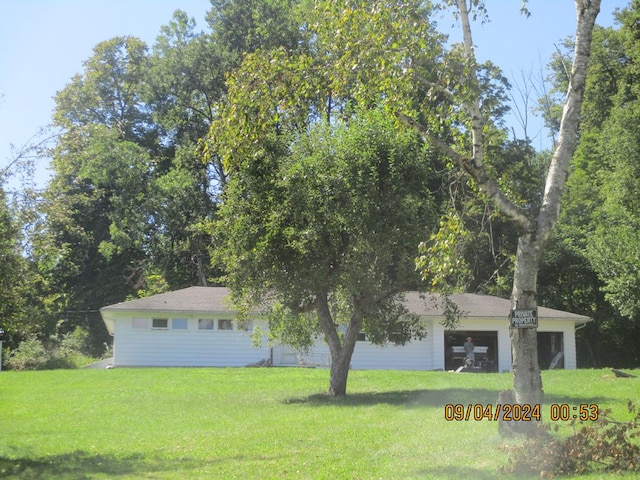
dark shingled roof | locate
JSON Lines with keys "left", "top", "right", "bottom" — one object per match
{"left": 401, "top": 291, "right": 589, "bottom": 320}
{"left": 101, "top": 287, "right": 231, "bottom": 314}
{"left": 101, "top": 287, "right": 590, "bottom": 322}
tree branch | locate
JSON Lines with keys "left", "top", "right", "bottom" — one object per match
{"left": 396, "top": 111, "right": 465, "bottom": 163}
{"left": 315, "top": 290, "right": 341, "bottom": 351}
{"left": 537, "top": 0, "right": 601, "bottom": 243}
{"left": 396, "top": 111, "right": 531, "bottom": 231}
{"left": 456, "top": 0, "right": 485, "bottom": 171}
{"left": 415, "top": 75, "right": 456, "bottom": 100}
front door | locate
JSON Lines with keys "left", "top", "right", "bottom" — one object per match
{"left": 279, "top": 345, "right": 298, "bottom": 365}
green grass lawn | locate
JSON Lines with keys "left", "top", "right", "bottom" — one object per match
{"left": 0, "top": 367, "right": 638, "bottom": 479}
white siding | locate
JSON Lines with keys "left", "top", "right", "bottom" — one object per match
{"left": 273, "top": 323, "right": 438, "bottom": 370}
{"left": 272, "top": 345, "right": 298, "bottom": 366}
{"left": 431, "top": 322, "right": 445, "bottom": 370}
{"left": 112, "top": 314, "right": 271, "bottom": 367}
{"left": 350, "top": 338, "right": 431, "bottom": 370}
{"left": 296, "top": 341, "right": 331, "bottom": 367}
{"left": 564, "top": 327, "right": 577, "bottom": 369}
{"left": 272, "top": 341, "right": 331, "bottom": 367}
{"left": 498, "top": 325, "right": 512, "bottom": 372}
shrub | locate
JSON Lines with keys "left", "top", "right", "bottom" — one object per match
{"left": 58, "top": 327, "right": 101, "bottom": 367}
{"left": 6, "top": 328, "right": 100, "bottom": 370}
{"left": 6, "top": 337, "right": 51, "bottom": 371}
{"left": 501, "top": 402, "right": 640, "bottom": 478}
{"left": 59, "top": 327, "right": 90, "bottom": 356}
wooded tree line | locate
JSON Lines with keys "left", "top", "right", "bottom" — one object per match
{"left": 0, "top": 0, "right": 638, "bottom": 379}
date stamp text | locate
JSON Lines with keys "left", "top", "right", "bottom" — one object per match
{"left": 443, "top": 403, "right": 599, "bottom": 422}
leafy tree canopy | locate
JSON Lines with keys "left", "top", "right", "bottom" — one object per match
{"left": 216, "top": 108, "right": 439, "bottom": 394}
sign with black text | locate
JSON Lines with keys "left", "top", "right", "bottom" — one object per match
{"left": 510, "top": 308, "right": 538, "bottom": 328}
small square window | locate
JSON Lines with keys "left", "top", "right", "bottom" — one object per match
{"left": 198, "top": 319, "right": 214, "bottom": 330}
{"left": 357, "top": 332, "right": 367, "bottom": 342}
{"left": 132, "top": 318, "right": 148, "bottom": 329}
{"left": 152, "top": 318, "right": 168, "bottom": 329}
{"left": 172, "top": 318, "right": 188, "bottom": 330}
{"left": 218, "top": 319, "right": 233, "bottom": 330}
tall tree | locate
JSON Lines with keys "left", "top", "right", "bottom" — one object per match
{"left": 583, "top": 2, "right": 640, "bottom": 321}
{"left": 54, "top": 36, "right": 158, "bottom": 150}
{"left": 30, "top": 2, "right": 310, "bottom": 351}
{"left": 146, "top": 11, "right": 228, "bottom": 287}
{"left": 143, "top": 4, "right": 309, "bottom": 288}
{"left": 33, "top": 36, "right": 158, "bottom": 347}
{"left": 206, "top": 0, "right": 304, "bottom": 61}
{"left": 216, "top": 109, "right": 438, "bottom": 395}
{"left": 210, "top": 0, "right": 448, "bottom": 395}
{"left": 393, "top": 0, "right": 601, "bottom": 418}
{"left": 546, "top": 1, "right": 640, "bottom": 368}
{"left": 0, "top": 184, "right": 27, "bottom": 347}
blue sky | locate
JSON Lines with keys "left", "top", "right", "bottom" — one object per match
{"left": 0, "top": 0, "right": 630, "bottom": 191}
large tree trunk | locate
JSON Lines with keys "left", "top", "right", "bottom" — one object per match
{"left": 315, "top": 291, "right": 364, "bottom": 396}
{"left": 454, "top": 0, "right": 600, "bottom": 412}
{"left": 510, "top": 233, "right": 543, "bottom": 407}
{"left": 399, "top": 1, "right": 600, "bottom": 429}
{"left": 194, "top": 253, "right": 208, "bottom": 287}
{"left": 328, "top": 343, "right": 354, "bottom": 397}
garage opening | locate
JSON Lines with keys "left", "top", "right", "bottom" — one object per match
{"left": 538, "top": 332, "right": 564, "bottom": 369}
{"left": 444, "top": 331, "right": 498, "bottom": 372}
{"left": 445, "top": 331, "right": 565, "bottom": 372}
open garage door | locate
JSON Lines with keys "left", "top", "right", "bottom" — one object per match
{"left": 444, "top": 330, "right": 498, "bottom": 372}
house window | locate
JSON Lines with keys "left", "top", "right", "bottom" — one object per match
{"left": 198, "top": 319, "right": 214, "bottom": 330}
{"left": 172, "top": 318, "right": 188, "bottom": 330}
{"left": 357, "top": 332, "right": 367, "bottom": 341}
{"left": 152, "top": 318, "right": 169, "bottom": 329}
{"left": 218, "top": 319, "right": 233, "bottom": 331}
{"left": 132, "top": 318, "right": 148, "bottom": 329}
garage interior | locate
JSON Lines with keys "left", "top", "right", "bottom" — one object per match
{"left": 444, "top": 330, "right": 565, "bottom": 372}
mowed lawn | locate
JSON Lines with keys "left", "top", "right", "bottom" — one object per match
{"left": 1, "top": 367, "right": 638, "bottom": 479}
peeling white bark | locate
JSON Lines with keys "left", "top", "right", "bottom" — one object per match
{"left": 458, "top": 0, "right": 533, "bottom": 232}
{"left": 463, "top": 0, "right": 600, "bottom": 417}
{"left": 538, "top": 0, "right": 601, "bottom": 243}
{"left": 401, "top": 0, "right": 601, "bottom": 420}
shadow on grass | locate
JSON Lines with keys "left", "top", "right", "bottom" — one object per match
{"left": 286, "top": 388, "right": 501, "bottom": 407}
{"left": 0, "top": 451, "right": 218, "bottom": 480}
{"left": 543, "top": 392, "right": 612, "bottom": 405}
{"left": 284, "top": 388, "right": 613, "bottom": 408}
{"left": 415, "top": 465, "right": 526, "bottom": 480}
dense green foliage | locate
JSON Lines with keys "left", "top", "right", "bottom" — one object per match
{"left": 216, "top": 109, "right": 440, "bottom": 393}
{"left": 5, "top": 328, "right": 98, "bottom": 371}
{"left": 208, "top": 0, "right": 464, "bottom": 394}
{"left": 1, "top": 2, "right": 299, "bottom": 355}
{"left": 538, "top": 0, "right": 640, "bottom": 367}
{"left": 0, "top": 187, "right": 25, "bottom": 341}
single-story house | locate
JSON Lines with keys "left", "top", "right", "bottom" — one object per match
{"left": 100, "top": 286, "right": 590, "bottom": 371}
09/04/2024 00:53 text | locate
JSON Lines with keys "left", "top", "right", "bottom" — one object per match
{"left": 443, "top": 403, "right": 600, "bottom": 422}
